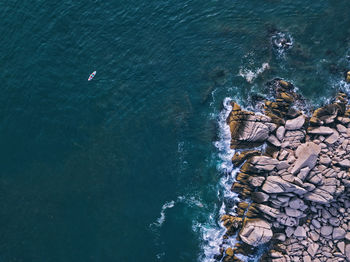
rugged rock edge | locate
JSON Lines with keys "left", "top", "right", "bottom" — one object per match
{"left": 218, "top": 79, "right": 350, "bottom": 262}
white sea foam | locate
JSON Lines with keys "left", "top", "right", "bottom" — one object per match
{"left": 239, "top": 62, "right": 270, "bottom": 83}
{"left": 198, "top": 97, "right": 244, "bottom": 261}
{"left": 198, "top": 96, "right": 270, "bottom": 261}
{"left": 152, "top": 195, "right": 205, "bottom": 228}
{"left": 271, "top": 32, "right": 293, "bottom": 58}
{"left": 153, "top": 200, "right": 175, "bottom": 227}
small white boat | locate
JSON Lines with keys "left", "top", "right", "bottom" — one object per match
{"left": 88, "top": 71, "right": 96, "bottom": 81}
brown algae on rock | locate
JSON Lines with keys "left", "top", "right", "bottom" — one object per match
{"left": 217, "top": 79, "right": 350, "bottom": 262}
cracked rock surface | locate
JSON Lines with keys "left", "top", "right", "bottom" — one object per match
{"left": 218, "top": 79, "right": 350, "bottom": 262}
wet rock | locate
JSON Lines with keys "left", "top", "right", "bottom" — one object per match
{"left": 311, "top": 104, "right": 340, "bottom": 125}
{"left": 221, "top": 215, "right": 243, "bottom": 236}
{"left": 239, "top": 219, "right": 273, "bottom": 246}
{"left": 227, "top": 107, "right": 275, "bottom": 148}
{"left": 232, "top": 150, "right": 260, "bottom": 166}
{"left": 346, "top": 71, "right": 350, "bottom": 83}
{"left": 225, "top": 247, "right": 234, "bottom": 256}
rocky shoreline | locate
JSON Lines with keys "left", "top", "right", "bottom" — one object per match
{"left": 216, "top": 79, "right": 350, "bottom": 262}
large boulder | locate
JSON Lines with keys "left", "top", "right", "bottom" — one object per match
{"left": 290, "top": 142, "right": 321, "bottom": 175}
{"left": 310, "top": 103, "right": 341, "bottom": 125}
{"left": 262, "top": 176, "right": 307, "bottom": 195}
{"left": 281, "top": 130, "right": 305, "bottom": 149}
{"left": 226, "top": 105, "right": 276, "bottom": 148}
{"left": 239, "top": 219, "right": 273, "bottom": 246}
{"left": 285, "top": 115, "right": 305, "bottom": 130}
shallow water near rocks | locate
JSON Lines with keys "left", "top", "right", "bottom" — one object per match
{"left": 1, "top": 1, "right": 350, "bottom": 261}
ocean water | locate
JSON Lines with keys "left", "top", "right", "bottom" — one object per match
{"left": 1, "top": 1, "right": 350, "bottom": 261}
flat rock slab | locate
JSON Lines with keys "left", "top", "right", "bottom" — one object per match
{"left": 291, "top": 142, "right": 321, "bottom": 175}
{"left": 262, "top": 176, "right": 307, "bottom": 195}
{"left": 339, "top": 159, "right": 350, "bottom": 168}
{"left": 325, "top": 129, "right": 339, "bottom": 144}
{"left": 308, "top": 126, "right": 334, "bottom": 135}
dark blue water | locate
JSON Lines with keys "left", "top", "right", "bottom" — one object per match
{"left": 1, "top": 1, "right": 350, "bottom": 261}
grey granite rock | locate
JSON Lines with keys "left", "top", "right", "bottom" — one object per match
{"left": 250, "top": 156, "right": 279, "bottom": 171}
{"left": 276, "top": 126, "right": 285, "bottom": 141}
{"left": 307, "top": 242, "right": 319, "bottom": 257}
{"left": 262, "top": 176, "right": 307, "bottom": 195}
{"left": 248, "top": 176, "right": 265, "bottom": 187}
{"left": 338, "top": 159, "right": 350, "bottom": 168}
{"left": 332, "top": 227, "right": 346, "bottom": 240}
{"left": 289, "top": 197, "right": 306, "bottom": 210}
{"left": 268, "top": 134, "right": 281, "bottom": 147}
{"left": 294, "top": 226, "right": 306, "bottom": 238}
{"left": 291, "top": 142, "right": 321, "bottom": 175}
{"left": 239, "top": 219, "right": 273, "bottom": 246}
{"left": 285, "top": 115, "right": 305, "bottom": 130}
{"left": 337, "top": 124, "right": 347, "bottom": 133}
{"left": 308, "top": 126, "right": 334, "bottom": 135}
{"left": 325, "top": 129, "right": 339, "bottom": 144}
{"left": 320, "top": 225, "right": 333, "bottom": 236}
{"left": 319, "top": 155, "right": 331, "bottom": 166}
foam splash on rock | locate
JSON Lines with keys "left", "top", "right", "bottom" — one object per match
{"left": 211, "top": 79, "right": 350, "bottom": 262}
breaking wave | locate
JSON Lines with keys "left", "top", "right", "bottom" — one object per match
{"left": 197, "top": 97, "right": 241, "bottom": 262}
{"left": 151, "top": 196, "right": 205, "bottom": 228}
{"left": 271, "top": 31, "right": 293, "bottom": 58}
{"left": 239, "top": 62, "right": 270, "bottom": 83}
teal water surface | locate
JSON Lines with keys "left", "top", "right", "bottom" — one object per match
{"left": 1, "top": 1, "right": 350, "bottom": 261}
